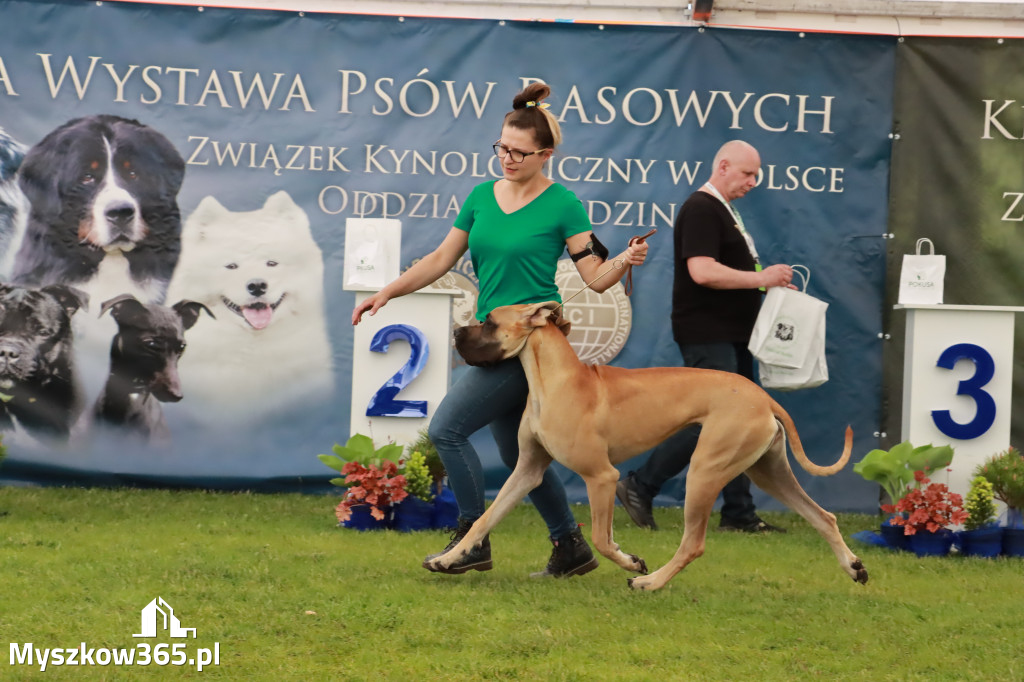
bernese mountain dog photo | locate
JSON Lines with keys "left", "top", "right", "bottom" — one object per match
{"left": 9, "top": 114, "right": 186, "bottom": 305}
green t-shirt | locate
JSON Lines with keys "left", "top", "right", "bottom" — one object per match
{"left": 455, "top": 181, "right": 591, "bottom": 321}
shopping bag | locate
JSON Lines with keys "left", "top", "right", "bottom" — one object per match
{"left": 758, "top": 322, "right": 829, "bottom": 391}
{"left": 748, "top": 265, "right": 828, "bottom": 370}
{"left": 343, "top": 218, "right": 401, "bottom": 290}
{"left": 897, "top": 237, "right": 944, "bottom": 305}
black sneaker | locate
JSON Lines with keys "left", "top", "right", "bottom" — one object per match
{"left": 529, "top": 527, "right": 599, "bottom": 578}
{"left": 422, "top": 518, "right": 493, "bottom": 573}
{"left": 718, "top": 516, "right": 787, "bottom": 533}
{"left": 616, "top": 472, "right": 658, "bottom": 530}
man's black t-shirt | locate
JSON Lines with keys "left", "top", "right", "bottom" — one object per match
{"left": 670, "top": 191, "right": 762, "bottom": 344}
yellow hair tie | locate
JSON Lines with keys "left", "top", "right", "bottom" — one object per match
{"left": 525, "top": 101, "right": 551, "bottom": 109}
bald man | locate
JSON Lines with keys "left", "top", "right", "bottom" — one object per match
{"left": 617, "top": 140, "right": 795, "bottom": 533}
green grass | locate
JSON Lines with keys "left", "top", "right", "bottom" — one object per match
{"left": 1, "top": 486, "right": 1020, "bottom": 681}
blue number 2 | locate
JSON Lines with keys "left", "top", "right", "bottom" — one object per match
{"left": 931, "top": 343, "right": 996, "bottom": 440}
{"left": 366, "top": 324, "right": 429, "bottom": 418}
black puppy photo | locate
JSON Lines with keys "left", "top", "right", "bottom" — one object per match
{"left": 10, "top": 115, "right": 185, "bottom": 303}
{"left": 91, "top": 294, "right": 213, "bottom": 445}
{"left": 0, "top": 283, "right": 88, "bottom": 442}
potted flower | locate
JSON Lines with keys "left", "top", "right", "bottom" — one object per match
{"left": 882, "top": 471, "right": 967, "bottom": 557}
{"left": 391, "top": 450, "right": 436, "bottom": 532}
{"left": 853, "top": 441, "right": 954, "bottom": 549}
{"left": 975, "top": 447, "right": 1024, "bottom": 556}
{"left": 406, "top": 428, "right": 446, "bottom": 496}
{"left": 958, "top": 476, "right": 1002, "bottom": 558}
{"left": 405, "top": 428, "right": 457, "bottom": 530}
{"left": 318, "top": 434, "right": 408, "bottom": 530}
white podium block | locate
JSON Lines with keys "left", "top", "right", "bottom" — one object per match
{"left": 898, "top": 304, "right": 1024, "bottom": 498}
{"left": 351, "top": 289, "right": 459, "bottom": 450}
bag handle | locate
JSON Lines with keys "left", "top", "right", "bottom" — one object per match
{"left": 790, "top": 264, "right": 810, "bottom": 292}
{"left": 915, "top": 237, "right": 935, "bottom": 255}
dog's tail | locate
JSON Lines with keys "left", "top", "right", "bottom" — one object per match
{"left": 772, "top": 400, "right": 852, "bottom": 476}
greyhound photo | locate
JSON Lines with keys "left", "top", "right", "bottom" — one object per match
{"left": 424, "top": 301, "right": 869, "bottom": 591}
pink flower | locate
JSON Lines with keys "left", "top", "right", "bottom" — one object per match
{"left": 888, "top": 471, "right": 968, "bottom": 536}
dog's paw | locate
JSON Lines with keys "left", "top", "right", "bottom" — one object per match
{"left": 629, "top": 554, "right": 648, "bottom": 575}
{"left": 627, "top": 576, "right": 652, "bottom": 591}
{"left": 851, "top": 559, "right": 869, "bottom": 585}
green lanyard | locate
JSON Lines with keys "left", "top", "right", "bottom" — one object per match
{"left": 702, "top": 182, "right": 761, "bottom": 270}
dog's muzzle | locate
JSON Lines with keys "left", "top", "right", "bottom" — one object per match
{"left": 453, "top": 324, "right": 505, "bottom": 368}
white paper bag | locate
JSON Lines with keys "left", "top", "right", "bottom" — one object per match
{"left": 898, "top": 237, "right": 945, "bottom": 305}
{"left": 343, "top": 218, "right": 401, "bottom": 290}
{"left": 748, "top": 266, "right": 828, "bottom": 370}
{"left": 758, "top": 319, "right": 829, "bottom": 391}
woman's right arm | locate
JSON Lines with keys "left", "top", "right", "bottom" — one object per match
{"left": 351, "top": 227, "right": 469, "bottom": 324}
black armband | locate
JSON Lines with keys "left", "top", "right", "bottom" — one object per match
{"left": 569, "top": 232, "right": 610, "bottom": 262}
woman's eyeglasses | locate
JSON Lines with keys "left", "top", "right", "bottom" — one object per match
{"left": 492, "top": 142, "right": 548, "bottom": 163}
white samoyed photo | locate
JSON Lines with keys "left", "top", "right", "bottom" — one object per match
{"left": 164, "top": 190, "right": 334, "bottom": 427}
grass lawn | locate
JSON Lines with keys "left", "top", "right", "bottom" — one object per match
{"left": 1, "top": 486, "right": 1021, "bottom": 681}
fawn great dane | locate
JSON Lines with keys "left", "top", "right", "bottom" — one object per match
{"left": 423, "top": 301, "right": 869, "bottom": 591}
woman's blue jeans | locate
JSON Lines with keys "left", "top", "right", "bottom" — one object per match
{"left": 428, "top": 358, "right": 577, "bottom": 539}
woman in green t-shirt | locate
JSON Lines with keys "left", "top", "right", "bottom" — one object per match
{"left": 352, "top": 82, "right": 648, "bottom": 577}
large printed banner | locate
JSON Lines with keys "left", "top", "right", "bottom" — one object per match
{"left": 0, "top": 0, "right": 894, "bottom": 510}
{"left": 888, "top": 37, "right": 1024, "bottom": 452}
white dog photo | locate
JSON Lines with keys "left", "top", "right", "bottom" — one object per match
{"left": 164, "top": 191, "right": 334, "bottom": 427}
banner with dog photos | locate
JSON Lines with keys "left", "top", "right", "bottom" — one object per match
{"left": 0, "top": 0, "right": 895, "bottom": 511}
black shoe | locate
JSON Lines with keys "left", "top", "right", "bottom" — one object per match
{"left": 616, "top": 473, "right": 658, "bottom": 530}
{"left": 718, "top": 516, "right": 787, "bottom": 534}
{"left": 423, "top": 518, "right": 493, "bottom": 573}
{"left": 530, "top": 527, "right": 599, "bottom": 578}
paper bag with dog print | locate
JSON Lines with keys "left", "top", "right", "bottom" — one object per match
{"left": 343, "top": 218, "right": 401, "bottom": 290}
{"left": 898, "top": 237, "right": 944, "bottom": 305}
{"left": 758, "top": 319, "right": 829, "bottom": 391}
{"left": 748, "top": 265, "right": 828, "bottom": 370}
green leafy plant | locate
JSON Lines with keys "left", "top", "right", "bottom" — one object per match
{"left": 974, "top": 446, "right": 1024, "bottom": 511}
{"left": 405, "top": 428, "right": 445, "bottom": 495}
{"left": 963, "top": 475, "right": 998, "bottom": 531}
{"left": 853, "top": 441, "right": 954, "bottom": 507}
{"left": 401, "top": 450, "right": 434, "bottom": 503}
{"left": 318, "top": 434, "right": 408, "bottom": 523}
{"left": 319, "top": 433, "right": 403, "bottom": 475}
{"left": 882, "top": 471, "right": 967, "bottom": 536}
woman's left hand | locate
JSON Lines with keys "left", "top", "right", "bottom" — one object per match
{"left": 624, "top": 239, "right": 649, "bottom": 266}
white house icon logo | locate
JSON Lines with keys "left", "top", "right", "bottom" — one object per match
{"left": 133, "top": 597, "right": 197, "bottom": 638}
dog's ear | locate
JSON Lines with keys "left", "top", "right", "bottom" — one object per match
{"left": 172, "top": 300, "right": 216, "bottom": 330}
{"left": 524, "top": 301, "right": 567, "bottom": 330}
{"left": 41, "top": 284, "right": 89, "bottom": 318}
{"left": 100, "top": 293, "right": 138, "bottom": 317}
{"left": 552, "top": 311, "right": 572, "bottom": 337}
{"left": 100, "top": 294, "right": 148, "bottom": 325}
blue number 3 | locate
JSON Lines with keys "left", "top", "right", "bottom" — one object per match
{"left": 365, "top": 324, "right": 429, "bottom": 418}
{"left": 931, "top": 343, "right": 996, "bottom": 440}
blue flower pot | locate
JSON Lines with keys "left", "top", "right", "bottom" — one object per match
{"left": 880, "top": 516, "right": 909, "bottom": 551}
{"left": 957, "top": 525, "right": 1003, "bottom": 559}
{"left": 391, "top": 496, "right": 435, "bottom": 532}
{"left": 342, "top": 504, "right": 390, "bottom": 531}
{"left": 1002, "top": 528, "right": 1024, "bottom": 557}
{"left": 431, "top": 486, "right": 459, "bottom": 530}
{"left": 907, "top": 528, "right": 954, "bottom": 557}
